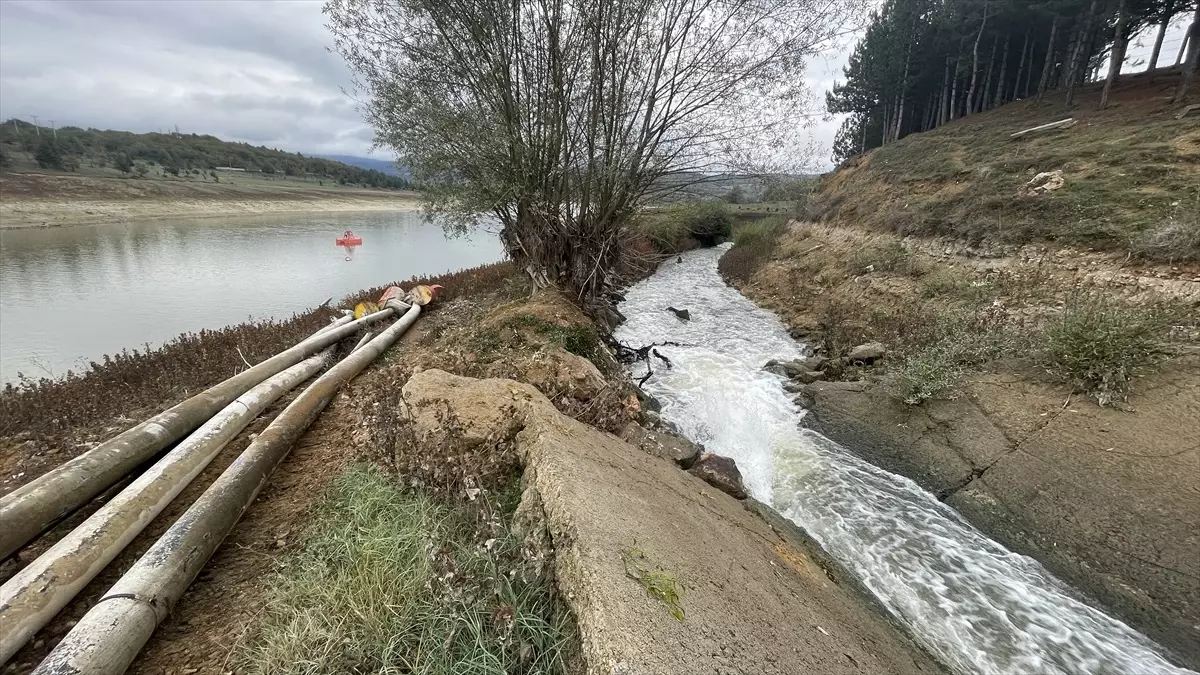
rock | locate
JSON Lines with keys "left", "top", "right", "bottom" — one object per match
{"left": 688, "top": 453, "right": 748, "bottom": 499}
{"left": 783, "top": 381, "right": 806, "bottom": 394}
{"left": 796, "top": 370, "right": 826, "bottom": 384}
{"left": 620, "top": 423, "right": 703, "bottom": 469}
{"left": 847, "top": 342, "right": 886, "bottom": 363}
{"left": 763, "top": 359, "right": 810, "bottom": 378}
{"left": 497, "top": 346, "right": 608, "bottom": 401}
{"left": 635, "top": 388, "right": 663, "bottom": 412}
{"left": 595, "top": 304, "right": 627, "bottom": 332}
{"left": 804, "top": 356, "right": 829, "bottom": 372}
{"left": 666, "top": 306, "right": 691, "bottom": 321}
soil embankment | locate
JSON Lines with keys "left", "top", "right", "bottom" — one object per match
{"left": 0, "top": 171, "right": 420, "bottom": 229}
{"left": 723, "top": 220, "right": 1200, "bottom": 668}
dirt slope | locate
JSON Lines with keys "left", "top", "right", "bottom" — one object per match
{"left": 808, "top": 70, "right": 1199, "bottom": 257}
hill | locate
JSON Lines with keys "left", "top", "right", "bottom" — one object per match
{"left": 808, "top": 70, "right": 1199, "bottom": 261}
{"left": 0, "top": 121, "right": 410, "bottom": 190}
{"left": 314, "top": 154, "right": 410, "bottom": 179}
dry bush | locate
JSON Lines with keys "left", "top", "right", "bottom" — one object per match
{"left": 717, "top": 217, "right": 789, "bottom": 284}
{"left": 0, "top": 308, "right": 336, "bottom": 438}
{"left": 1037, "top": 292, "right": 1183, "bottom": 406}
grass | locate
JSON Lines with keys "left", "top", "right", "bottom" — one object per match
{"left": 506, "top": 315, "right": 603, "bottom": 362}
{"left": 1037, "top": 292, "right": 1181, "bottom": 406}
{"left": 806, "top": 71, "right": 1200, "bottom": 258}
{"left": 236, "top": 465, "right": 576, "bottom": 675}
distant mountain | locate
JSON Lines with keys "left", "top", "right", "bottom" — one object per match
{"left": 315, "top": 154, "right": 410, "bottom": 179}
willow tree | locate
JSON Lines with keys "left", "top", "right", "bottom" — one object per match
{"left": 326, "top": 0, "right": 855, "bottom": 304}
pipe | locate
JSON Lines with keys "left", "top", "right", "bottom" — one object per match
{"left": 311, "top": 313, "right": 354, "bottom": 338}
{"left": 0, "top": 348, "right": 335, "bottom": 665}
{"left": 0, "top": 308, "right": 394, "bottom": 561}
{"left": 36, "top": 304, "right": 422, "bottom": 675}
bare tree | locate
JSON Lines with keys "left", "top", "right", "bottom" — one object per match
{"left": 326, "top": 0, "right": 856, "bottom": 304}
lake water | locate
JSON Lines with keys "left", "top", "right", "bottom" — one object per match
{"left": 0, "top": 211, "right": 505, "bottom": 382}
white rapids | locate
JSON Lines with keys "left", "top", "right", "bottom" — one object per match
{"left": 613, "top": 245, "right": 1194, "bottom": 675}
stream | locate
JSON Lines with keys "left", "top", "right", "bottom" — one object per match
{"left": 613, "top": 245, "right": 1193, "bottom": 675}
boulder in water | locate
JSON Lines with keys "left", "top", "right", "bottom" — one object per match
{"left": 666, "top": 306, "right": 691, "bottom": 321}
{"left": 688, "top": 453, "right": 748, "bottom": 499}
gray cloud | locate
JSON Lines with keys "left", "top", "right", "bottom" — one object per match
{"left": 0, "top": 0, "right": 853, "bottom": 167}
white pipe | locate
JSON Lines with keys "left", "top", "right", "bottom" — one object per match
{"left": 0, "top": 308, "right": 394, "bottom": 560}
{"left": 36, "top": 304, "right": 422, "bottom": 675}
{"left": 0, "top": 348, "right": 334, "bottom": 665}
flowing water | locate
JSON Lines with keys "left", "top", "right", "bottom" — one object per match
{"left": 0, "top": 211, "right": 504, "bottom": 382}
{"left": 614, "top": 245, "right": 1193, "bottom": 675}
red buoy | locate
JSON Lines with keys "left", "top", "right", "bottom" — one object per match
{"left": 335, "top": 230, "right": 363, "bottom": 246}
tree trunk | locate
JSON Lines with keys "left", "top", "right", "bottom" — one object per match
{"left": 1014, "top": 29, "right": 1031, "bottom": 99}
{"left": 1179, "top": 29, "right": 1192, "bottom": 66}
{"left": 1066, "top": 0, "right": 1100, "bottom": 106}
{"left": 982, "top": 34, "right": 999, "bottom": 110}
{"left": 1037, "top": 16, "right": 1060, "bottom": 102}
{"left": 1174, "top": 2, "right": 1200, "bottom": 102}
{"left": 1100, "top": 0, "right": 1129, "bottom": 109}
{"left": 966, "top": 4, "right": 990, "bottom": 114}
{"left": 1149, "top": 0, "right": 1176, "bottom": 71}
{"left": 940, "top": 57, "right": 952, "bottom": 125}
{"left": 950, "top": 64, "right": 960, "bottom": 119}
{"left": 994, "top": 34, "right": 1010, "bottom": 107}
{"left": 896, "top": 42, "right": 912, "bottom": 138}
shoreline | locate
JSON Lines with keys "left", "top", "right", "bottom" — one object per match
{"left": 0, "top": 194, "right": 422, "bottom": 230}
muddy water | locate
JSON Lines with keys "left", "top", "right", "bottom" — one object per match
{"left": 614, "top": 245, "right": 1194, "bottom": 675}
{"left": 0, "top": 211, "right": 504, "bottom": 382}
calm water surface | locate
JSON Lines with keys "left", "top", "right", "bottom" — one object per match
{"left": 0, "top": 211, "right": 505, "bottom": 382}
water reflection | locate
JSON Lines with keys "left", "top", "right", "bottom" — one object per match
{"left": 0, "top": 211, "right": 505, "bottom": 381}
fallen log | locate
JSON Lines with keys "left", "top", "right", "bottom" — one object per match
{"left": 1010, "top": 118, "right": 1076, "bottom": 139}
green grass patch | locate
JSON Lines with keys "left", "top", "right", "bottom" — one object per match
{"left": 507, "top": 315, "right": 602, "bottom": 362}
{"left": 235, "top": 466, "right": 576, "bottom": 675}
{"left": 636, "top": 203, "right": 733, "bottom": 253}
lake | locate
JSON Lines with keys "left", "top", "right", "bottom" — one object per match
{"left": 0, "top": 211, "right": 506, "bottom": 383}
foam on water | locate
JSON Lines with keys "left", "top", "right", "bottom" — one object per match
{"left": 614, "top": 245, "right": 1193, "bottom": 675}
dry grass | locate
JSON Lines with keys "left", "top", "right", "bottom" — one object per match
{"left": 807, "top": 70, "right": 1200, "bottom": 259}
{"left": 722, "top": 220, "right": 1199, "bottom": 406}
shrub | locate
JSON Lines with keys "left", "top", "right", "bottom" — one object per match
{"left": 681, "top": 203, "right": 733, "bottom": 244}
{"left": 35, "top": 139, "right": 64, "bottom": 170}
{"left": 718, "top": 216, "right": 788, "bottom": 284}
{"left": 1131, "top": 218, "right": 1200, "bottom": 262}
{"left": 1037, "top": 292, "right": 1178, "bottom": 406}
{"left": 885, "top": 344, "right": 964, "bottom": 405}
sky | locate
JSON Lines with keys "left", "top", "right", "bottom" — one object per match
{"left": 0, "top": 1, "right": 1189, "bottom": 172}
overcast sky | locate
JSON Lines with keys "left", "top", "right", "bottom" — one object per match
{"left": 0, "top": 0, "right": 858, "bottom": 169}
{"left": 0, "top": 1, "right": 1186, "bottom": 172}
